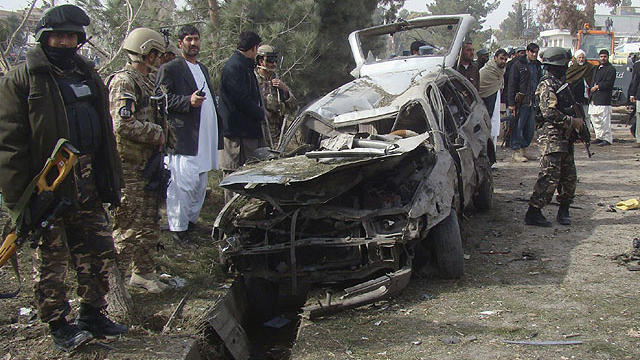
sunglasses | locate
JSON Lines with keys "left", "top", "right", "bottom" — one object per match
{"left": 265, "top": 57, "right": 278, "bottom": 63}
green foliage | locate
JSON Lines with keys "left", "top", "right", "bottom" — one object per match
{"left": 76, "top": 0, "right": 177, "bottom": 73}
{"left": 174, "top": 0, "right": 402, "bottom": 104}
{"left": 78, "top": 0, "right": 403, "bottom": 104}
{"left": 497, "top": 0, "right": 540, "bottom": 46}
{"left": 425, "top": 0, "right": 498, "bottom": 53}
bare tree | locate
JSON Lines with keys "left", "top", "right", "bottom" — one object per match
{"left": 538, "top": 0, "right": 622, "bottom": 33}
{"left": 96, "top": 0, "right": 146, "bottom": 75}
{"left": 2, "top": 0, "right": 38, "bottom": 69}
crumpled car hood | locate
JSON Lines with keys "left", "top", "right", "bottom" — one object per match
{"left": 308, "top": 69, "right": 434, "bottom": 124}
{"left": 220, "top": 133, "right": 430, "bottom": 206}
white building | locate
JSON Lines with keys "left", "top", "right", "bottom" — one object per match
{"left": 539, "top": 29, "right": 575, "bottom": 49}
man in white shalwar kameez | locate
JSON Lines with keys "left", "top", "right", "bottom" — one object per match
{"left": 165, "top": 62, "right": 218, "bottom": 233}
{"left": 156, "top": 25, "right": 223, "bottom": 246}
{"left": 588, "top": 49, "right": 616, "bottom": 146}
{"left": 479, "top": 49, "right": 508, "bottom": 151}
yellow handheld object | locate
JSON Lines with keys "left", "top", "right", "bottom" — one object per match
{"left": 0, "top": 140, "right": 78, "bottom": 298}
{"left": 36, "top": 143, "right": 78, "bottom": 194}
{"left": 0, "top": 233, "right": 17, "bottom": 268}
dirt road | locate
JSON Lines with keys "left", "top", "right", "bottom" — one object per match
{"left": 291, "top": 125, "right": 640, "bottom": 360}
{"left": 1, "top": 126, "right": 639, "bottom": 359}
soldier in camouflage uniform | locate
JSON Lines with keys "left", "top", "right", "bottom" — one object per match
{"left": 0, "top": 5, "right": 127, "bottom": 351}
{"left": 255, "top": 44, "right": 297, "bottom": 149}
{"left": 108, "top": 28, "right": 169, "bottom": 293}
{"left": 525, "top": 47, "right": 584, "bottom": 227}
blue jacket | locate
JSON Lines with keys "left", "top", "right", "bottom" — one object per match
{"left": 219, "top": 50, "right": 265, "bottom": 139}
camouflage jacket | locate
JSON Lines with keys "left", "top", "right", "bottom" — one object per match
{"left": 535, "top": 75, "right": 573, "bottom": 155}
{"left": 255, "top": 70, "right": 297, "bottom": 148}
{"left": 108, "top": 64, "right": 166, "bottom": 165}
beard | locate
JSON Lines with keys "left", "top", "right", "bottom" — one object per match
{"left": 182, "top": 45, "right": 200, "bottom": 57}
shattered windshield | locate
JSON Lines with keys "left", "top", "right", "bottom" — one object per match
{"left": 359, "top": 22, "right": 458, "bottom": 63}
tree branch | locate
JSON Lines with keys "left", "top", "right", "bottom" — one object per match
{"left": 98, "top": 0, "right": 145, "bottom": 75}
{"left": 277, "top": 8, "right": 312, "bottom": 37}
{"left": 2, "top": 0, "right": 38, "bottom": 66}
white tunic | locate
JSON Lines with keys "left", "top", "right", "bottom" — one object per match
{"left": 491, "top": 89, "right": 501, "bottom": 151}
{"left": 164, "top": 61, "right": 219, "bottom": 231}
{"left": 187, "top": 61, "right": 218, "bottom": 172}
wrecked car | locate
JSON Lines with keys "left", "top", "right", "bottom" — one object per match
{"left": 212, "top": 14, "right": 494, "bottom": 317}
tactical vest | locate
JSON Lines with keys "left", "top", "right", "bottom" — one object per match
{"left": 54, "top": 71, "right": 103, "bottom": 155}
{"left": 108, "top": 68, "right": 159, "bottom": 165}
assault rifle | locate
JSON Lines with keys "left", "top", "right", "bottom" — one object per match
{"left": 556, "top": 82, "right": 593, "bottom": 158}
{"left": 0, "top": 139, "right": 78, "bottom": 298}
{"left": 502, "top": 92, "right": 524, "bottom": 148}
{"left": 143, "top": 92, "right": 171, "bottom": 221}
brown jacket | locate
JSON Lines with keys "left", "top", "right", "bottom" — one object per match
{"left": 455, "top": 60, "right": 479, "bottom": 90}
{"left": 0, "top": 45, "right": 123, "bottom": 219}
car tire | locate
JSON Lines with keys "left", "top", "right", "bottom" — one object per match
{"left": 429, "top": 209, "right": 464, "bottom": 279}
{"left": 473, "top": 157, "right": 493, "bottom": 211}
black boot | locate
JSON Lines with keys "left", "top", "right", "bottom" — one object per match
{"left": 524, "top": 205, "right": 552, "bottom": 227}
{"left": 49, "top": 319, "right": 93, "bottom": 352}
{"left": 557, "top": 203, "right": 571, "bottom": 225}
{"left": 75, "top": 303, "right": 128, "bottom": 339}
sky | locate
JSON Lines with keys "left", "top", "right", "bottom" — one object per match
{"left": 402, "top": 0, "right": 612, "bottom": 30}
{"left": 0, "top": 0, "right": 616, "bottom": 31}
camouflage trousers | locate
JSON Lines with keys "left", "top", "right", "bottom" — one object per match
{"left": 529, "top": 151, "right": 577, "bottom": 209}
{"left": 112, "top": 165, "right": 159, "bottom": 276}
{"left": 34, "top": 200, "right": 115, "bottom": 323}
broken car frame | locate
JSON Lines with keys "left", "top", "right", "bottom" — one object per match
{"left": 212, "top": 14, "right": 493, "bottom": 320}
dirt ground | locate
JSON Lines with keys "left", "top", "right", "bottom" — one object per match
{"left": 291, "top": 124, "right": 640, "bottom": 360}
{"left": 2, "top": 124, "right": 640, "bottom": 359}
{"left": 0, "top": 172, "right": 229, "bottom": 360}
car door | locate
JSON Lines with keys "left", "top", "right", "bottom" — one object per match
{"left": 438, "top": 79, "right": 477, "bottom": 208}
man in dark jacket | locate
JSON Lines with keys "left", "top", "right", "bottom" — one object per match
{"left": 156, "top": 25, "right": 223, "bottom": 245}
{"left": 455, "top": 40, "right": 479, "bottom": 90}
{"left": 589, "top": 49, "right": 616, "bottom": 146}
{"left": 628, "top": 51, "right": 640, "bottom": 147}
{"left": 501, "top": 46, "right": 525, "bottom": 105}
{"left": 507, "top": 43, "right": 541, "bottom": 162}
{"left": 219, "top": 31, "right": 265, "bottom": 202}
{"left": 0, "top": 5, "right": 126, "bottom": 351}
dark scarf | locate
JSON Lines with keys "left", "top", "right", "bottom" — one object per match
{"left": 42, "top": 44, "right": 77, "bottom": 70}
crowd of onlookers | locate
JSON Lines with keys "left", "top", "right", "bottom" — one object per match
{"left": 455, "top": 41, "right": 630, "bottom": 159}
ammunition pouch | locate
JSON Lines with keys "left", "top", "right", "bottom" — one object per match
{"left": 142, "top": 151, "right": 170, "bottom": 199}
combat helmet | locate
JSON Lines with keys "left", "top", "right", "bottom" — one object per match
{"left": 541, "top": 47, "right": 569, "bottom": 66}
{"left": 257, "top": 44, "right": 277, "bottom": 57}
{"left": 123, "top": 27, "right": 165, "bottom": 62}
{"left": 256, "top": 44, "right": 278, "bottom": 72}
{"left": 34, "top": 4, "right": 90, "bottom": 43}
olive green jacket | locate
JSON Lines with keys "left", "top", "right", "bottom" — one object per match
{"left": 0, "top": 44, "right": 123, "bottom": 220}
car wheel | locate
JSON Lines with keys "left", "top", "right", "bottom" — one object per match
{"left": 428, "top": 209, "right": 464, "bottom": 279}
{"left": 473, "top": 156, "right": 493, "bottom": 211}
